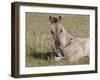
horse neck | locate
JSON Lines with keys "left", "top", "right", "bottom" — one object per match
{"left": 61, "top": 25, "right": 74, "bottom": 40}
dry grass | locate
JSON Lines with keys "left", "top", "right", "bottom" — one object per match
{"left": 25, "top": 12, "right": 89, "bottom": 67}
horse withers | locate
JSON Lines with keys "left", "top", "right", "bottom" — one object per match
{"left": 49, "top": 16, "right": 89, "bottom": 62}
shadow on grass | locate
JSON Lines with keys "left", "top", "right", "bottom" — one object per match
{"left": 28, "top": 48, "right": 54, "bottom": 60}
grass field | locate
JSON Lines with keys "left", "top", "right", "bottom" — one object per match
{"left": 25, "top": 12, "right": 89, "bottom": 67}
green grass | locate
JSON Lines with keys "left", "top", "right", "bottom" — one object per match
{"left": 25, "top": 12, "right": 89, "bottom": 67}
{"left": 26, "top": 48, "right": 89, "bottom": 67}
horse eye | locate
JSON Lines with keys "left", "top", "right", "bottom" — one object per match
{"left": 60, "top": 29, "right": 62, "bottom": 33}
{"left": 51, "top": 30, "right": 54, "bottom": 34}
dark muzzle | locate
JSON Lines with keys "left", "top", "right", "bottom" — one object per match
{"left": 55, "top": 40, "right": 61, "bottom": 48}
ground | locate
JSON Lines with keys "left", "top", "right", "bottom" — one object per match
{"left": 25, "top": 12, "right": 89, "bottom": 67}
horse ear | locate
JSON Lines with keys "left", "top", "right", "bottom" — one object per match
{"left": 58, "top": 16, "right": 62, "bottom": 21}
{"left": 49, "top": 16, "right": 52, "bottom": 21}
